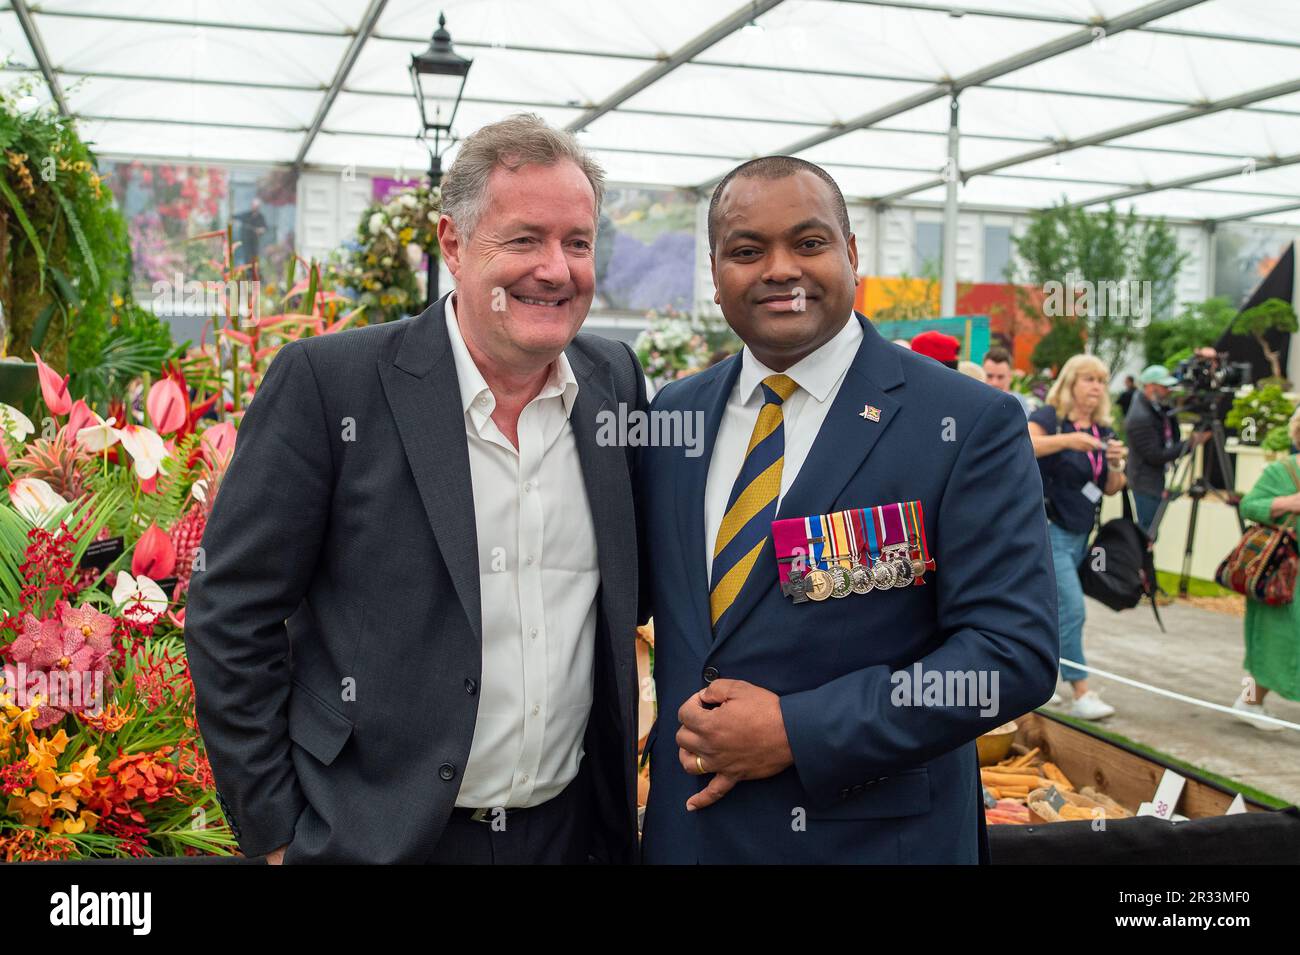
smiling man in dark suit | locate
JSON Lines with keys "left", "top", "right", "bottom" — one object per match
{"left": 637, "top": 157, "right": 1058, "bottom": 863}
{"left": 185, "top": 114, "right": 644, "bottom": 864}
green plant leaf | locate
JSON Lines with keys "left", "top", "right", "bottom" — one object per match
{"left": 30, "top": 301, "right": 56, "bottom": 352}
{"left": 52, "top": 188, "right": 100, "bottom": 289}
{"left": 48, "top": 264, "right": 81, "bottom": 310}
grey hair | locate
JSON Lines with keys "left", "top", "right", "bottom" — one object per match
{"left": 439, "top": 113, "right": 605, "bottom": 238}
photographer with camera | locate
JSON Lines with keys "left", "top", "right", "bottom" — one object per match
{"left": 1125, "top": 364, "right": 1211, "bottom": 535}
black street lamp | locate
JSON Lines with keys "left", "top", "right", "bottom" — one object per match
{"left": 410, "top": 12, "right": 472, "bottom": 305}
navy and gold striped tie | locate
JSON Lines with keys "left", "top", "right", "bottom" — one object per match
{"left": 710, "top": 373, "right": 799, "bottom": 630}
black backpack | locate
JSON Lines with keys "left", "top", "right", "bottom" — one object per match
{"left": 1076, "top": 492, "right": 1164, "bottom": 631}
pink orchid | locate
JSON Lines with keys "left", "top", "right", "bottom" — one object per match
{"left": 57, "top": 600, "right": 116, "bottom": 665}
{"left": 3, "top": 663, "right": 67, "bottom": 729}
{"left": 11, "top": 613, "right": 64, "bottom": 668}
{"left": 46, "top": 625, "right": 101, "bottom": 677}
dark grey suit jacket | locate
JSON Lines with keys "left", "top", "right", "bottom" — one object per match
{"left": 184, "top": 295, "right": 646, "bottom": 863}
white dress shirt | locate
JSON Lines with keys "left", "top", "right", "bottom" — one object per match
{"left": 445, "top": 295, "right": 599, "bottom": 808}
{"left": 704, "top": 315, "right": 863, "bottom": 584}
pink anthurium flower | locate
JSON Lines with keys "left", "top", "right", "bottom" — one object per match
{"left": 118, "top": 423, "right": 168, "bottom": 481}
{"left": 201, "top": 421, "right": 236, "bottom": 468}
{"left": 62, "top": 399, "right": 96, "bottom": 447}
{"left": 31, "top": 350, "right": 71, "bottom": 416}
{"left": 132, "top": 523, "right": 177, "bottom": 580}
{"left": 146, "top": 377, "right": 187, "bottom": 435}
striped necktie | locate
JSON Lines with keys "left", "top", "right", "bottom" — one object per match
{"left": 709, "top": 373, "right": 799, "bottom": 630}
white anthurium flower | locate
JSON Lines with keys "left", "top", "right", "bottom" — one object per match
{"left": 7, "top": 477, "right": 64, "bottom": 524}
{"left": 191, "top": 478, "right": 208, "bottom": 505}
{"left": 77, "top": 413, "right": 121, "bottom": 452}
{"left": 0, "top": 403, "right": 35, "bottom": 443}
{"left": 112, "top": 572, "right": 168, "bottom": 624}
{"left": 118, "top": 424, "right": 169, "bottom": 481}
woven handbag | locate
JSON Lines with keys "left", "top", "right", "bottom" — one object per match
{"left": 1216, "top": 456, "right": 1300, "bottom": 606}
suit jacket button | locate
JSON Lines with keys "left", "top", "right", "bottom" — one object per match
{"left": 839, "top": 788, "right": 851, "bottom": 799}
{"left": 439, "top": 763, "right": 456, "bottom": 781}
{"left": 464, "top": 678, "right": 477, "bottom": 695}
{"left": 702, "top": 666, "right": 719, "bottom": 683}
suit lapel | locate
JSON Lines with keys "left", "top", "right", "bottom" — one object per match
{"left": 777, "top": 314, "right": 905, "bottom": 522}
{"left": 710, "top": 314, "right": 906, "bottom": 652}
{"left": 677, "top": 355, "right": 743, "bottom": 659}
{"left": 567, "top": 347, "right": 637, "bottom": 735}
{"left": 378, "top": 296, "right": 483, "bottom": 648}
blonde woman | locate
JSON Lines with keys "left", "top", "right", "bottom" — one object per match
{"left": 1229, "top": 404, "right": 1300, "bottom": 731}
{"left": 1028, "top": 354, "right": 1127, "bottom": 720}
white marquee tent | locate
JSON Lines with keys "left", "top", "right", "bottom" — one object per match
{"left": 3, "top": 0, "right": 1299, "bottom": 227}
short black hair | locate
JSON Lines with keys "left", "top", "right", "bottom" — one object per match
{"left": 707, "top": 156, "right": 851, "bottom": 253}
{"left": 983, "top": 346, "right": 1012, "bottom": 366}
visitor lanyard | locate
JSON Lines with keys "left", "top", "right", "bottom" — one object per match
{"left": 1085, "top": 424, "right": 1103, "bottom": 483}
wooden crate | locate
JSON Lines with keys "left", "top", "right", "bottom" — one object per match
{"left": 1011, "top": 711, "right": 1274, "bottom": 818}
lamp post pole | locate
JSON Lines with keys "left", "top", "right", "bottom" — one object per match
{"left": 427, "top": 151, "right": 442, "bottom": 306}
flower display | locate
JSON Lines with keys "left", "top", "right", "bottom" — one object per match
{"left": 634, "top": 313, "right": 712, "bottom": 385}
{"left": 326, "top": 184, "right": 440, "bottom": 324}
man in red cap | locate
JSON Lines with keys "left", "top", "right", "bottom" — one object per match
{"left": 909, "top": 330, "right": 960, "bottom": 369}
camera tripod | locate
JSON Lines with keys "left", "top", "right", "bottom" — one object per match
{"left": 1145, "top": 415, "right": 1244, "bottom": 597}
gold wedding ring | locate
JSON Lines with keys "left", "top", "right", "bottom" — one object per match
{"left": 696, "top": 754, "right": 706, "bottom": 775}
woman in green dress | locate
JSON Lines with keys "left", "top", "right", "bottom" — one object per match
{"left": 1232, "top": 408, "right": 1300, "bottom": 730}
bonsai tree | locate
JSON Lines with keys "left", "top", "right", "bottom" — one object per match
{"left": 1145, "top": 296, "right": 1235, "bottom": 367}
{"left": 1226, "top": 385, "right": 1294, "bottom": 446}
{"left": 1233, "top": 297, "right": 1297, "bottom": 386}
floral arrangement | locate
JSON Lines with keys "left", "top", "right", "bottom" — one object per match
{"left": 634, "top": 312, "right": 711, "bottom": 385}
{"left": 0, "top": 348, "right": 238, "bottom": 859}
{"left": 0, "top": 225, "right": 360, "bottom": 860}
{"left": 326, "top": 184, "right": 439, "bottom": 324}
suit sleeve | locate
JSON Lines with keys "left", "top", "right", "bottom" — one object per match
{"left": 779, "top": 392, "right": 1060, "bottom": 806}
{"left": 623, "top": 341, "right": 654, "bottom": 628}
{"left": 184, "top": 341, "right": 334, "bottom": 856}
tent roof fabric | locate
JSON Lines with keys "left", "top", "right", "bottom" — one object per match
{"left": 4, "top": 0, "right": 1300, "bottom": 223}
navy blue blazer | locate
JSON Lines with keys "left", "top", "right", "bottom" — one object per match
{"left": 637, "top": 313, "right": 1059, "bottom": 864}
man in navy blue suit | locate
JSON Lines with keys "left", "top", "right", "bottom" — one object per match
{"left": 636, "top": 157, "right": 1058, "bottom": 864}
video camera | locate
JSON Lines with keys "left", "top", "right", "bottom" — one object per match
{"left": 1171, "top": 350, "right": 1252, "bottom": 421}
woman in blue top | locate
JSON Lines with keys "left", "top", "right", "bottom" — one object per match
{"left": 1028, "top": 354, "right": 1128, "bottom": 720}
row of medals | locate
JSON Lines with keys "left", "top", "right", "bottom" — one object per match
{"left": 792, "top": 544, "right": 925, "bottom": 602}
